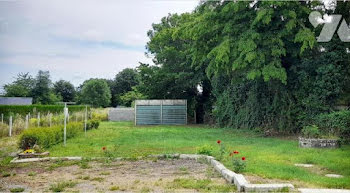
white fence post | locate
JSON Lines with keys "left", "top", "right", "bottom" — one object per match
{"left": 9, "top": 116, "right": 12, "bottom": 137}
{"left": 64, "top": 103, "right": 68, "bottom": 146}
{"left": 25, "top": 114, "right": 29, "bottom": 129}
{"left": 84, "top": 106, "right": 87, "bottom": 136}
{"left": 49, "top": 113, "right": 52, "bottom": 127}
{"left": 37, "top": 112, "right": 40, "bottom": 127}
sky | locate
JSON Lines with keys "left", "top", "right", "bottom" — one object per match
{"left": 0, "top": 0, "right": 199, "bottom": 93}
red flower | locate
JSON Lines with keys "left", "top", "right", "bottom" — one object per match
{"left": 217, "top": 140, "right": 221, "bottom": 144}
{"left": 102, "top": 147, "right": 106, "bottom": 151}
{"left": 242, "top": 157, "right": 246, "bottom": 161}
{"left": 234, "top": 151, "right": 239, "bottom": 154}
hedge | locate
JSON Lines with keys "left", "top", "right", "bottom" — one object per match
{"left": 313, "top": 110, "right": 350, "bottom": 144}
{"left": 18, "top": 122, "right": 84, "bottom": 150}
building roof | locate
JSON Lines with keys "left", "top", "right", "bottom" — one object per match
{"left": 0, "top": 97, "right": 33, "bottom": 105}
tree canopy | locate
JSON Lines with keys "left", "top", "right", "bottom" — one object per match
{"left": 54, "top": 80, "right": 76, "bottom": 102}
{"left": 140, "top": 1, "right": 350, "bottom": 131}
{"left": 79, "top": 79, "right": 111, "bottom": 107}
{"left": 4, "top": 73, "right": 35, "bottom": 97}
{"left": 110, "top": 68, "right": 139, "bottom": 107}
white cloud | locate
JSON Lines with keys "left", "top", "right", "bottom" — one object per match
{"left": 0, "top": 0, "right": 199, "bottom": 90}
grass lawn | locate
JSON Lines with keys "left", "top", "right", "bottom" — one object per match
{"left": 44, "top": 122, "right": 349, "bottom": 188}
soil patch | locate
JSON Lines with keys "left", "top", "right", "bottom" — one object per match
{"left": 0, "top": 159, "right": 235, "bottom": 192}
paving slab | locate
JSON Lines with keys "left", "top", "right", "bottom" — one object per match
{"left": 295, "top": 163, "right": 314, "bottom": 167}
{"left": 299, "top": 189, "right": 350, "bottom": 193}
{"left": 325, "top": 174, "right": 344, "bottom": 178}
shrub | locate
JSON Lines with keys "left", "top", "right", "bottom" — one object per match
{"left": 86, "top": 119, "right": 100, "bottom": 130}
{"left": 313, "top": 110, "right": 350, "bottom": 143}
{"left": 197, "top": 144, "right": 213, "bottom": 156}
{"left": 18, "top": 122, "right": 83, "bottom": 150}
{"left": 301, "top": 125, "right": 320, "bottom": 138}
{"left": 91, "top": 108, "right": 108, "bottom": 121}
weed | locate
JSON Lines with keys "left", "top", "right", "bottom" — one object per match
{"left": 47, "top": 160, "right": 78, "bottom": 171}
{"left": 78, "top": 158, "right": 91, "bottom": 169}
{"left": 100, "top": 171, "right": 110, "bottom": 175}
{"left": 197, "top": 144, "right": 214, "bottom": 156}
{"left": 2, "top": 171, "right": 11, "bottom": 177}
{"left": 168, "top": 178, "right": 236, "bottom": 192}
{"left": 77, "top": 175, "right": 90, "bottom": 180}
{"left": 9, "top": 187, "right": 25, "bottom": 192}
{"left": 178, "top": 166, "right": 189, "bottom": 174}
{"left": 140, "top": 187, "right": 152, "bottom": 193}
{"left": 91, "top": 177, "right": 104, "bottom": 182}
{"left": 109, "top": 186, "right": 120, "bottom": 191}
{"left": 49, "top": 181, "right": 77, "bottom": 192}
{"left": 205, "top": 167, "right": 218, "bottom": 179}
{"left": 28, "top": 171, "right": 37, "bottom": 176}
{"left": 133, "top": 179, "right": 140, "bottom": 184}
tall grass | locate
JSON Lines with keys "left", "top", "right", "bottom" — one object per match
{"left": 0, "top": 108, "right": 107, "bottom": 138}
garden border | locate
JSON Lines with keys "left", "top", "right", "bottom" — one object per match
{"left": 10, "top": 153, "right": 294, "bottom": 192}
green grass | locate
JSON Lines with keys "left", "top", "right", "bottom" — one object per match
{"left": 45, "top": 121, "right": 350, "bottom": 188}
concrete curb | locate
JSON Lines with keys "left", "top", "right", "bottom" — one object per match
{"left": 10, "top": 156, "right": 82, "bottom": 163}
{"left": 194, "top": 154, "right": 294, "bottom": 192}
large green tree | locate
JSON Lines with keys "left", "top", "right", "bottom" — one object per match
{"left": 142, "top": 1, "right": 350, "bottom": 132}
{"left": 139, "top": 13, "right": 212, "bottom": 123}
{"left": 32, "top": 71, "right": 59, "bottom": 104}
{"left": 79, "top": 79, "right": 111, "bottom": 107}
{"left": 119, "top": 87, "right": 146, "bottom": 107}
{"left": 4, "top": 73, "right": 35, "bottom": 97}
{"left": 54, "top": 80, "right": 76, "bottom": 102}
{"left": 111, "top": 68, "right": 139, "bottom": 107}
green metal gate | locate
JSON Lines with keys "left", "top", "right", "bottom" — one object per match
{"left": 135, "top": 100, "right": 187, "bottom": 125}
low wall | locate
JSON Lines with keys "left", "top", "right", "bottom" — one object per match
{"left": 108, "top": 108, "right": 134, "bottom": 121}
{"left": 299, "top": 137, "right": 339, "bottom": 148}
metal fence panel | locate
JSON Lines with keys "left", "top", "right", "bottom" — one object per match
{"left": 162, "top": 105, "right": 186, "bottom": 125}
{"left": 135, "top": 100, "right": 187, "bottom": 125}
{"left": 136, "top": 105, "right": 161, "bottom": 125}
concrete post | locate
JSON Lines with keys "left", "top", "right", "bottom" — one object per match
{"left": 49, "top": 113, "right": 52, "bottom": 127}
{"left": 9, "top": 116, "right": 12, "bottom": 137}
{"left": 84, "top": 106, "right": 87, "bottom": 136}
{"left": 64, "top": 103, "right": 68, "bottom": 146}
{"left": 25, "top": 114, "right": 29, "bottom": 129}
{"left": 37, "top": 112, "right": 40, "bottom": 127}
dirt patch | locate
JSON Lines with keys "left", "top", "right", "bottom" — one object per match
{"left": 0, "top": 159, "right": 235, "bottom": 192}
